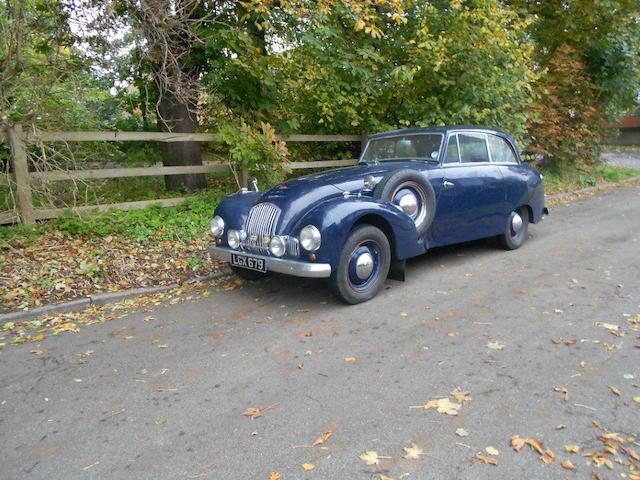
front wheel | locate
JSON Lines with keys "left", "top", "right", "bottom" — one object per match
{"left": 497, "top": 207, "right": 529, "bottom": 250}
{"left": 329, "top": 225, "right": 391, "bottom": 305}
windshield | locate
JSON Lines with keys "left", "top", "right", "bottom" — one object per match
{"left": 361, "top": 134, "right": 443, "bottom": 162}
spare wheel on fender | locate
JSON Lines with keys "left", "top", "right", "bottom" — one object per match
{"left": 373, "top": 169, "right": 436, "bottom": 238}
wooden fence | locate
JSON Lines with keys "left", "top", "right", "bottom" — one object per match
{"left": 0, "top": 126, "right": 366, "bottom": 225}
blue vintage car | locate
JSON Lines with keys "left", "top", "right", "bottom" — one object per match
{"left": 209, "top": 126, "right": 547, "bottom": 304}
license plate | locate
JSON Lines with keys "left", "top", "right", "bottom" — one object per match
{"left": 230, "top": 252, "right": 267, "bottom": 273}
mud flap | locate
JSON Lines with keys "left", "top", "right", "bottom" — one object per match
{"left": 388, "top": 259, "right": 406, "bottom": 282}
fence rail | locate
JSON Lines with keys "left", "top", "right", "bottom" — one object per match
{"left": 1, "top": 126, "right": 364, "bottom": 225}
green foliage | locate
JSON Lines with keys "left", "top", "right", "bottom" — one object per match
{"left": 527, "top": 45, "right": 606, "bottom": 167}
{"left": 270, "top": 0, "right": 537, "bottom": 143}
{"left": 508, "top": 0, "right": 640, "bottom": 164}
{"left": 217, "top": 120, "right": 289, "bottom": 187}
{"left": 0, "top": 191, "right": 223, "bottom": 245}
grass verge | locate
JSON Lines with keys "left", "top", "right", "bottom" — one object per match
{"left": 539, "top": 164, "right": 640, "bottom": 195}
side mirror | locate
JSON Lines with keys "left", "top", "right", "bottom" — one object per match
{"left": 431, "top": 151, "right": 439, "bottom": 160}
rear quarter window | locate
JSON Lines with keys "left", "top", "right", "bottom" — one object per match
{"left": 487, "top": 135, "right": 518, "bottom": 164}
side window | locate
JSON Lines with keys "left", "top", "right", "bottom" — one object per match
{"left": 444, "top": 135, "right": 459, "bottom": 164}
{"left": 487, "top": 134, "right": 518, "bottom": 164}
{"left": 458, "top": 133, "right": 490, "bottom": 163}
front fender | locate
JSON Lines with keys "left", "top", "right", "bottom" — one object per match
{"left": 214, "top": 191, "right": 261, "bottom": 231}
{"left": 294, "top": 197, "right": 425, "bottom": 268}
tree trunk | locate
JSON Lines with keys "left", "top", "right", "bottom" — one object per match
{"left": 158, "top": 90, "right": 206, "bottom": 191}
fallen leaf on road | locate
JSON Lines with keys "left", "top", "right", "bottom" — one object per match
{"left": 554, "top": 386, "right": 569, "bottom": 401}
{"left": 143, "top": 316, "right": 155, "bottom": 322}
{"left": 608, "top": 385, "right": 621, "bottom": 396}
{"left": 154, "top": 418, "right": 166, "bottom": 425}
{"left": 32, "top": 333, "right": 45, "bottom": 342}
{"left": 486, "top": 341, "right": 505, "bottom": 350}
{"left": 485, "top": 446, "right": 499, "bottom": 456}
{"left": 634, "top": 396, "right": 640, "bottom": 404}
{"left": 303, "top": 331, "right": 313, "bottom": 337}
{"left": 270, "top": 472, "right": 281, "bottom": 480}
{"left": 540, "top": 448, "right": 555, "bottom": 464}
{"left": 511, "top": 436, "right": 546, "bottom": 456}
{"left": 551, "top": 338, "right": 577, "bottom": 345}
{"left": 403, "top": 443, "right": 426, "bottom": 459}
{"left": 400, "top": 312, "right": 408, "bottom": 317}
{"left": 600, "top": 432, "right": 625, "bottom": 443}
{"left": 595, "top": 322, "right": 624, "bottom": 336}
{"left": 379, "top": 475, "right": 394, "bottom": 480}
{"left": 345, "top": 356, "right": 356, "bottom": 363}
{"left": 456, "top": 428, "right": 469, "bottom": 437}
{"left": 451, "top": 387, "right": 472, "bottom": 405}
{"left": 243, "top": 405, "right": 277, "bottom": 420}
{"left": 360, "top": 451, "right": 391, "bottom": 466}
{"left": 561, "top": 459, "right": 575, "bottom": 470}
{"left": 471, "top": 453, "right": 498, "bottom": 465}
{"left": 313, "top": 431, "right": 332, "bottom": 446}
{"left": 30, "top": 348, "right": 45, "bottom": 355}
{"left": 301, "top": 463, "right": 315, "bottom": 471}
{"left": 424, "top": 398, "right": 461, "bottom": 415}
{"left": 565, "top": 444, "right": 580, "bottom": 453}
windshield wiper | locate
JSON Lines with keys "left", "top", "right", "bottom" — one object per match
{"left": 374, "top": 157, "right": 439, "bottom": 163}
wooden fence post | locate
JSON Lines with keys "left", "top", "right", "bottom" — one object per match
{"left": 7, "top": 124, "right": 36, "bottom": 225}
{"left": 239, "top": 169, "right": 248, "bottom": 188}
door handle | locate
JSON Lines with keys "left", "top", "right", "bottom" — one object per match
{"left": 443, "top": 180, "right": 455, "bottom": 189}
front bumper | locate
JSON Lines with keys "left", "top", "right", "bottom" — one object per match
{"left": 209, "top": 245, "right": 332, "bottom": 278}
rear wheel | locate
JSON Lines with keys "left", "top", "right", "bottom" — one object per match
{"left": 231, "top": 266, "right": 270, "bottom": 281}
{"left": 329, "top": 225, "right": 391, "bottom": 304}
{"left": 497, "top": 207, "right": 529, "bottom": 250}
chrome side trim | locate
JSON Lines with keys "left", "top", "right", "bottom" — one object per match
{"left": 209, "top": 245, "right": 331, "bottom": 278}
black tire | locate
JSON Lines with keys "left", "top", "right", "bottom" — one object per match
{"left": 231, "top": 266, "right": 270, "bottom": 281}
{"left": 329, "top": 225, "right": 391, "bottom": 305}
{"left": 373, "top": 169, "right": 436, "bottom": 238}
{"left": 497, "top": 207, "right": 529, "bottom": 250}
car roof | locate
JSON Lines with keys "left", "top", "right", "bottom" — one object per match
{"left": 369, "top": 126, "right": 510, "bottom": 140}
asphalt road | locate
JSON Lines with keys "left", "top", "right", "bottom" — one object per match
{"left": 602, "top": 149, "right": 640, "bottom": 170}
{"left": 1, "top": 185, "right": 639, "bottom": 480}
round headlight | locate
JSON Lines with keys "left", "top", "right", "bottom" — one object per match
{"left": 227, "top": 229, "right": 241, "bottom": 249}
{"left": 210, "top": 216, "right": 225, "bottom": 237}
{"left": 269, "top": 236, "right": 286, "bottom": 258}
{"left": 299, "top": 225, "right": 321, "bottom": 252}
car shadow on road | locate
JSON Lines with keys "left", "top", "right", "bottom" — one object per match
{"left": 228, "top": 237, "right": 509, "bottom": 307}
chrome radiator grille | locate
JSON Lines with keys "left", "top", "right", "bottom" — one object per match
{"left": 244, "top": 203, "right": 281, "bottom": 250}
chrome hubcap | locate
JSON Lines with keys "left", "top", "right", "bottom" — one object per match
{"left": 511, "top": 212, "right": 523, "bottom": 233}
{"left": 355, "top": 252, "right": 374, "bottom": 280}
{"left": 398, "top": 193, "right": 418, "bottom": 216}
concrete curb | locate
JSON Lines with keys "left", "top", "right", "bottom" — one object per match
{"left": 0, "top": 270, "right": 229, "bottom": 325}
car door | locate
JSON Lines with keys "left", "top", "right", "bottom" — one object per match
{"left": 431, "top": 132, "right": 506, "bottom": 245}
{"left": 487, "top": 133, "right": 536, "bottom": 213}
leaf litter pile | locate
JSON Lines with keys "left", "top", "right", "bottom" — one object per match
{"left": 1, "top": 231, "right": 224, "bottom": 313}
{"left": 0, "top": 277, "right": 239, "bottom": 346}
